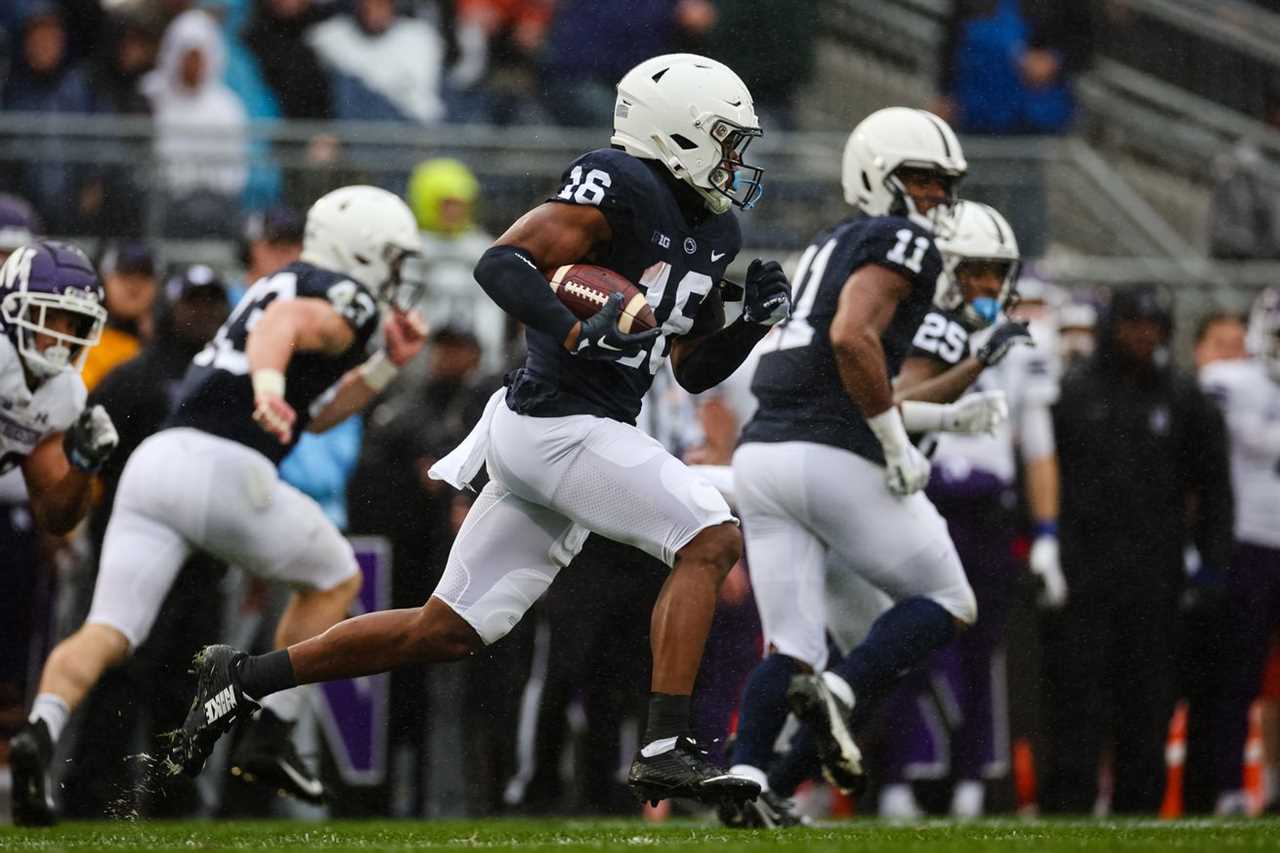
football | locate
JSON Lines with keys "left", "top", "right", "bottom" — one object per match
{"left": 547, "top": 264, "right": 657, "bottom": 333}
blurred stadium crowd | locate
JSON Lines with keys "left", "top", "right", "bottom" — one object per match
{"left": 2, "top": 0, "right": 1280, "bottom": 826}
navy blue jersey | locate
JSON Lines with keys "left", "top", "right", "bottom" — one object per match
{"left": 166, "top": 261, "right": 380, "bottom": 465}
{"left": 742, "top": 215, "right": 943, "bottom": 464}
{"left": 505, "top": 148, "right": 740, "bottom": 424}
{"left": 907, "top": 306, "right": 974, "bottom": 368}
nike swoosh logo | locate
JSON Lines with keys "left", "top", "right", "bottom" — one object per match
{"left": 279, "top": 759, "right": 325, "bottom": 799}
{"left": 711, "top": 251, "right": 726, "bottom": 262}
{"left": 596, "top": 338, "right": 622, "bottom": 351}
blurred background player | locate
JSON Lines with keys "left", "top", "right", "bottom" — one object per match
{"left": 874, "top": 200, "right": 1063, "bottom": 820}
{"left": 2, "top": 241, "right": 117, "bottom": 826}
{"left": 10, "top": 187, "right": 428, "bottom": 827}
{"left": 722, "top": 110, "right": 1024, "bottom": 825}
{"left": 174, "top": 52, "right": 790, "bottom": 810}
{"left": 1043, "top": 286, "right": 1233, "bottom": 815}
{"left": 1201, "top": 289, "right": 1280, "bottom": 815}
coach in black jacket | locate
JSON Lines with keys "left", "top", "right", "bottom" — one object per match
{"left": 1041, "top": 286, "right": 1233, "bottom": 815}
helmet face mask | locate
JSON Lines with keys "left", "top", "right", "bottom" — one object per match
{"left": 612, "top": 54, "right": 764, "bottom": 215}
{"left": 934, "top": 201, "right": 1020, "bottom": 330}
{"left": 0, "top": 241, "right": 107, "bottom": 383}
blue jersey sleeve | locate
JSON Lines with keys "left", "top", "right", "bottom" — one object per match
{"left": 297, "top": 267, "right": 380, "bottom": 342}
{"left": 547, "top": 149, "right": 649, "bottom": 247}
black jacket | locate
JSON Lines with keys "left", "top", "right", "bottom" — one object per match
{"left": 1053, "top": 349, "right": 1233, "bottom": 594}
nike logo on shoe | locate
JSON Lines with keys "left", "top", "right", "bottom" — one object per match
{"left": 204, "top": 686, "right": 237, "bottom": 725}
{"left": 711, "top": 251, "right": 726, "bottom": 262}
{"left": 279, "top": 760, "right": 325, "bottom": 799}
{"left": 595, "top": 338, "right": 622, "bottom": 351}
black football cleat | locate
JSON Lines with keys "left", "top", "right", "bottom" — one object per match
{"left": 786, "top": 673, "right": 867, "bottom": 796}
{"left": 167, "top": 644, "right": 258, "bottom": 778}
{"left": 717, "top": 788, "right": 807, "bottom": 828}
{"left": 11, "top": 719, "right": 56, "bottom": 827}
{"left": 627, "top": 736, "right": 760, "bottom": 807}
{"left": 230, "top": 708, "right": 326, "bottom": 804}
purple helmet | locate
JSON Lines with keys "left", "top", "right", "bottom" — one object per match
{"left": 1, "top": 241, "right": 107, "bottom": 381}
{"left": 0, "top": 194, "right": 39, "bottom": 255}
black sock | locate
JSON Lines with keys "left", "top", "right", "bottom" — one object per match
{"left": 236, "top": 649, "right": 297, "bottom": 699}
{"left": 644, "top": 693, "right": 690, "bottom": 745}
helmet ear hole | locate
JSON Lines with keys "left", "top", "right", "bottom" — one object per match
{"left": 861, "top": 171, "right": 872, "bottom": 193}
{"left": 670, "top": 134, "right": 700, "bottom": 151}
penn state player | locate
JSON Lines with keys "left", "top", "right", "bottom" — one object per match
{"left": 1202, "top": 289, "right": 1280, "bottom": 815}
{"left": 0, "top": 242, "right": 115, "bottom": 535}
{"left": 173, "top": 53, "right": 791, "bottom": 807}
{"left": 720, "top": 110, "right": 1032, "bottom": 823}
{"left": 11, "top": 187, "right": 427, "bottom": 826}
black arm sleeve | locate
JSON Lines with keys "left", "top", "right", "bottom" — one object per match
{"left": 673, "top": 316, "right": 770, "bottom": 395}
{"left": 473, "top": 245, "right": 580, "bottom": 345}
{"left": 1185, "top": 384, "right": 1235, "bottom": 571}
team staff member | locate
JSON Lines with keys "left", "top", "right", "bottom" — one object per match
{"left": 1043, "top": 287, "right": 1234, "bottom": 814}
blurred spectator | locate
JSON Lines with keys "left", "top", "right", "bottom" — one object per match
{"left": 2, "top": 2, "right": 95, "bottom": 233}
{"left": 1043, "top": 287, "right": 1233, "bottom": 814}
{"left": 78, "top": 11, "right": 158, "bottom": 237}
{"left": 1056, "top": 299, "right": 1098, "bottom": 372}
{"left": 142, "top": 8, "right": 249, "bottom": 238}
{"left": 449, "top": 0, "right": 553, "bottom": 124}
{"left": 280, "top": 419, "right": 363, "bottom": 531}
{"left": 0, "top": 193, "right": 39, "bottom": 263}
{"left": 936, "top": 1, "right": 1095, "bottom": 259}
{"left": 1195, "top": 312, "right": 1249, "bottom": 371}
{"left": 242, "top": 0, "right": 334, "bottom": 119}
{"left": 937, "top": 0, "right": 1094, "bottom": 136}
{"left": 231, "top": 204, "right": 305, "bottom": 302}
{"left": 707, "top": 0, "right": 818, "bottom": 131}
{"left": 1209, "top": 141, "right": 1280, "bottom": 261}
{"left": 62, "top": 264, "right": 231, "bottom": 819}
{"left": 405, "top": 158, "right": 511, "bottom": 376}
{"left": 82, "top": 241, "right": 158, "bottom": 391}
{"left": 308, "top": 0, "right": 445, "bottom": 123}
{"left": 540, "top": 0, "right": 716, "bottom": 126}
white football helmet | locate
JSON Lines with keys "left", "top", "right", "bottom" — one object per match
{"left": 935, "top": 201, "right": 1020, "bottom": 328}
{"left": 301, "top": 186, "right": 423, "bottom": 310}
{"left": 842, "top": 107, "right": 967, "bottom": 230}
{"left": 612, "top": 53, "right": 763, "bottom": 215}
{"left": 1247, "top": 287, "right": 1280, "bottom": 382}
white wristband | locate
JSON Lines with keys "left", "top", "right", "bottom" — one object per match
{"left": 867, "top": 406, "right": 911, "bottom": 454}
{"left": 898, "top": 400, "right": 948, "bottom": 433}
{"left": 359, "top": 350, "right": 399, "bottom": 392}
{"left": 251, "top": 368, "right": 285, "bottom": 398}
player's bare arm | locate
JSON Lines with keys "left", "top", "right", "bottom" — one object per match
{"left": 894, "top": 353, "right": 983, "bottom": 404}
{"left": 830, "top": 264, "right": 911, "bottom": 417}
{"left": 246, "top": 298, "right": 355, "bottom": 443}
{"left": 21, "top": 433, "right": 91, "bottom": 535}
{"left": 307, "top": 309, "right": 428, "bottom": 433}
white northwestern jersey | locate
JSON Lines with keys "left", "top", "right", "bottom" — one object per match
{"left": 931, "top": 319, "right": 1060, "bottom": 484}
{"left": 1200, "top": 358, "right": 1280, "bottom": 549}
{"left": 0, "top": 331, "right": 86, "bottom": 475}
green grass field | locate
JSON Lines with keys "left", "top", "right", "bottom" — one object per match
{"left": 2, "top": 819, "right": 1280, "bottom": 852}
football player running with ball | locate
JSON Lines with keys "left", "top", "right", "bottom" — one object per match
{"left": 11, "top": 188, "right": 428, "bottom": 826}
{"left": 171, "top": 54, "right": 791, "bottom": 809}
{"left": 720, "top": 110, "right": 1032, "bottom": 826}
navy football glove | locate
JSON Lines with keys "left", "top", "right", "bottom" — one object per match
{"left": 574, "top": 293, "right": 662, "bottom": 362}
{"left": 63, "top": 405, "right": 118, "bottom": 473}
{"left": 742, "top": 259, "right": 791, "bottom": 326}
{"left": 976, "top": 320, "right": 1032, "bottom": 367}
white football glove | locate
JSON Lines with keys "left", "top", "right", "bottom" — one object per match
{"left": 868, "top": 407, "right": 931, "bottom": 497}
{"left": 900, "top": 390, "right": 1009, "bottom": 435}
{"left": 63, "top": 404, "right": 118, "bottom": 473}
{"left": 1029, "top": 533, "right": 1068, "bottom": 609}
